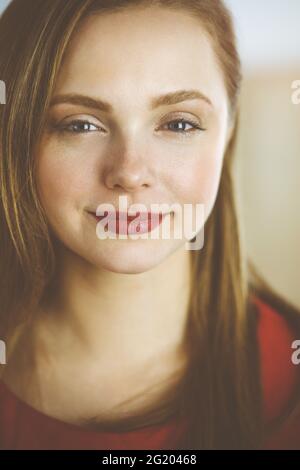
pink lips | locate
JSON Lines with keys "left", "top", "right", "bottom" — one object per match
{"left": 90, "top": 210, "right": 167, "bottom": 235}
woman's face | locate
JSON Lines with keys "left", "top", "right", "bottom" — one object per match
{"left": 36, "top": 6, "right": 232, "bottom": 273}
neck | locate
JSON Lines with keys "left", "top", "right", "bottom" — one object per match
{"left": 37, "top": 244, "right": 192, "bottom": 365}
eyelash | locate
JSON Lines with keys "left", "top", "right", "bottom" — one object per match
{"left": 52, "top": 117, "right": 206, "bottom": 137}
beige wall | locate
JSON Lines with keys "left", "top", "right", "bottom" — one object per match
{"left": 234, "top": 68, "right": 300, "bottom": 308}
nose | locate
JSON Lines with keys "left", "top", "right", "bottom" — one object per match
{"left": 103, "top": 147, "right": 154, "bottom": 193}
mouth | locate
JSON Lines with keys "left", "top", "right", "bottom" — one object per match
{"left": 87, "top": 210, "right": 171, "bottom": 235}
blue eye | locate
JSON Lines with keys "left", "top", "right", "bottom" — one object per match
{"left": 57, "top": 120, "right": 101, "bottom": 134}
{"left": 163, "top": 118, "right": 206, "bottom": 135}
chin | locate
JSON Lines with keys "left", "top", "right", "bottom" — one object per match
{"left": 79, "top": 239, "right": 181, "bottom": 274}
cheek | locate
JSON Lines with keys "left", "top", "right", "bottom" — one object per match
{"left": 189, "top": 157, "right": 223, "bottom": 205}
{"left": 165, "top": 117, "right": 227, "bottom": 212}
{"left": 170, "top": 150, "right": 224, "bottom": 239}
{"left": 35, "top": 141, "right": 97, "bottom": 214}
{"left": 170, "top": 143, "right": 224, "bottom": 213}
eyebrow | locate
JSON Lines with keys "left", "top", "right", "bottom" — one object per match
{"left": 50, "top": 89, "right": 213, "bottom": 112}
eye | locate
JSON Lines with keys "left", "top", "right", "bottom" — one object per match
{"left": 55, "top": 119, "right": 103, "bottom": 134}
{"left": 160, "top": 117, "right": 206, "bottom": 135}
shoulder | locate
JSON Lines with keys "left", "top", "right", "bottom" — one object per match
{"left": 251, "top": 295, "right": 300, "bottom": 423}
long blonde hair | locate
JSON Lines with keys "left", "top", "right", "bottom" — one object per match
{"left": 0, "top": 0, "right": 299, "bottom": 449}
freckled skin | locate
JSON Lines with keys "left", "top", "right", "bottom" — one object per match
{"left": 36, "top": 6, "right": 231, "bottom": 274}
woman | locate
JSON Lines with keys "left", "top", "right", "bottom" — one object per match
{"left": 0, "top": 0, "right": 299, "bottom": 450}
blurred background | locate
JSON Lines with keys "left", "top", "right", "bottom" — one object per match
{"left": 225, "top": 0, "right": 300, "bottom": 308}
{"left": 1, "top": 0, "right": 299, "bottom": 307}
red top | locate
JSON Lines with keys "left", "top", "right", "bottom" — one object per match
{"left": 0, "top": 295, "right": 299, "bottom": 450}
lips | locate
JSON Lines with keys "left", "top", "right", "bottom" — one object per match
{"left": 89, "top": 210, "right": 167, "bottom": 235}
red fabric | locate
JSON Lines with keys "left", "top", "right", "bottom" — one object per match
{"left": 0, "top": 295, "right": 299, "bottom": 449}
{"left": 254, "top": 296, "right": 300, "bottom": 449}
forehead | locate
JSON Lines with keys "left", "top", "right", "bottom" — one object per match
{"left": 55, "top": 6, "right": 227, "bottom": 111}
